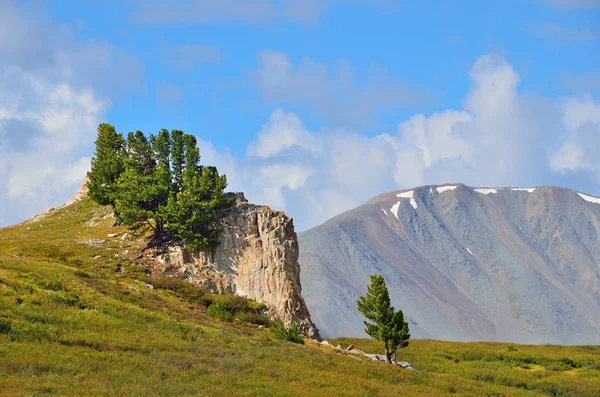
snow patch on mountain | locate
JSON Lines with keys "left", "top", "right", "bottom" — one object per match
{"left": 390, "top": 201, "right": 401, "bottom": 219}
{"left": 512, "top": 188, "right": 536, "bottom": 193}
{"left": 578, "top": 193, "right": 600, "bottom": 205}
{"left": 475, "top": 188, "right": 498, "bottom": 195}
{"left": 397, "top": 191, "right": 417, "bottom": 210}
{"left": 436, "top": 186, "right": 457, "bottom": 193}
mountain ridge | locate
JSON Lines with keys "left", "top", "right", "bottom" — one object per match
{"left": 299, "top": 184, "right": 600, "bottom": 344}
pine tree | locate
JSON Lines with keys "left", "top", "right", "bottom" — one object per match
{"left": 87, "top": 123, "right": 125, "bottom": 217}
{"left": 170, "top": 130, "right": 185, "bottom": 194}
{"left": 115, "top": 131, "right": 164, "bottom": 235}
{"left": 87, "top": 125, "right": 233, "bottom": 247}
{"left": 357, "top": 275, "right": 410, "bottom": 363}
{"left": 151, "top": 129, "right": 172, "bottom": 232}
{"left": 165, "top": 134, "right": 231, "bottom": 250}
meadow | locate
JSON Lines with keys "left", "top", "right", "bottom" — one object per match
{"left": 0, "top": 197, "right": 598, "bottom": 396}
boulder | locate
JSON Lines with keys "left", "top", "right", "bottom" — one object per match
{"left": 397, "top": 361, "right": 416, "bottom": 371}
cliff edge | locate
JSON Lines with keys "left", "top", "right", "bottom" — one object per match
{"left": 140, "top": 193, "right": 321, "bottom": 340}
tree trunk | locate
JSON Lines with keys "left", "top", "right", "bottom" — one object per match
{"left": 112, "top": 206, "right": 121, "bottom": 226}
{"left": 384, "top": 342, "right": 393, "bottom": 363}
{"left": 385, "top": 349, "right": 393, "bottom": 363}
{"left": 154, "top": 222, "right": 163, "bottom": 238}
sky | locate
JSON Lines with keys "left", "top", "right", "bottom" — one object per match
{"left": 0, "top": 0, "right": 599, "bottom": 231}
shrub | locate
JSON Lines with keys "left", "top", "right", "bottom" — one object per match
{"left": 150, "top": 277, "right": 206, "bottom": 302}
{"left": 243, "top": 312, "right": 273, "bottom": 327}
{"left": 254, "top": 303, "right": 268, "bottom": 313}
{"left": 224, "top": 295, "right": 250, "bottom": 314}
{"left": 206, "top": 301, "right": 233, "bottom": 322}
{"left": 272, "top": 320, "right": 303, "bottom": 344}
{"left": 0, "top": 319, "right": 11, "bottom": 334}
{"left": 198, "top": 294, "right": 215, "bottom": 308}
{"left": 235, "top": 312, "right": 272, "bottom": 327}
{"left": 234, "top": 312, "right": 245, "bottom": 324}
{"left": 507, "top": 344, "right": 518, "bottom": 352}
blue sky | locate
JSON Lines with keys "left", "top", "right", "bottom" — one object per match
{"left": 0, "top": 0, "right": 599, "bottom": 230}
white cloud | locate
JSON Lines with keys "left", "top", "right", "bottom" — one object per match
{"left": 0, "top": 68, "right": 107, "bottom": 225}
{"left": 247, "top": 108, "right": 321, "bottom": 158}
{"left": 397, "top": 111, "right": 472, "bottom": 167}
{"left": 550, "top": 142, "right": 585, "bottom": 172}
{"left": 251, "top": 51, "right": 431, "bottom": 127}
{"left": 0, "top": 1, "right": 139, "bottom": 227}
{"left": 550, "top": 96, "right": 600, "bottom": 175}
{"left": 200, "top": 54, "right": 600, "bottom": 231}
{"left": 562, "top": 95, "right": 600, "bottom": 131}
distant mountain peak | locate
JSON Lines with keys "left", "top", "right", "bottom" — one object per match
{"left": 300, "top": 184, "right": 600, "bottom": 344}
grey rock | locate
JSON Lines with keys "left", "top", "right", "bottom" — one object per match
{"left": 83, "top": 239, "right": 104, "bottom": 248}
{"left": 141, "top": 195, "right": 320, "bottom": 340}
{"left": 299, "top": 184, "right": 600, "bottom": 344}
{"left": 397, "top": 362, "right": 415, "bottom": 371}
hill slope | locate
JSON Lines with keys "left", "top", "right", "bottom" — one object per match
{"left": 299, "top": 185, "right": 600, "bottom": 344}
{"left": 1, "top": 192, "right": 599, "bottom": 396}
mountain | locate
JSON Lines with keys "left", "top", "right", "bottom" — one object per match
{"left": 299, "top": 184, "right": 600, "bottom": 344}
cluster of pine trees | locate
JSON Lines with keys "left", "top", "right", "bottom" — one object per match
{"left": 87, "top": 123, "right": 233, "bottom": 250}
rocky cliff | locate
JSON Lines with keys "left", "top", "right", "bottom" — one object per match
{"left": 300, "top": 184, "right": 600, "bottom": 344}
{"left": 141, "top": 193, "right": 320, "bottom": 340}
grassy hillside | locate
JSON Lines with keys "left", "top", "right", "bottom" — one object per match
{"left": 0, "top": 197, "right": 599, "bottom": 396}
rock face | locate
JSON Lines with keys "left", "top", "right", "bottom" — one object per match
{"left": 142, "top": 193, "right": 320, "bottom": 340}
{"left": 299, "top": 184, "right": 600, "bottom": 344}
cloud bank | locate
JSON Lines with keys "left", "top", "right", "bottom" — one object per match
{"left": 199, "top": 54, "right": 600, "bottom": 231}
{"left": 2, "top": 2, "right": 599, "bottom": 233}
{"left": 0, "top": 1, "right": 140, "bottom": 226}
{"left": 252, "top": 51, "right": 431, "bottom": 127}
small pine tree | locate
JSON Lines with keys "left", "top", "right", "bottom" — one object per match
{"left": 87, "top": 123, "right": 125, "bottom": 218}
{"left": 356, "top": 275, "right": 410, "bottom": 363}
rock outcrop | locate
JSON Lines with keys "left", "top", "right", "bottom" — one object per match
{"left": 141, "top": 193, "right": 320, "bottom": 340}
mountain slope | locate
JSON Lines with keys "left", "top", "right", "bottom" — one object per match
{"left": 1, "top": 188, "right": 600, "bottom": 395}
{"left": 299, "top": 185, "right": 600, "bottom": 344}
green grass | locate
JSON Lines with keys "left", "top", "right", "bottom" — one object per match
{"left": 0, "top": 196, "right": 599, "bottom": 396}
